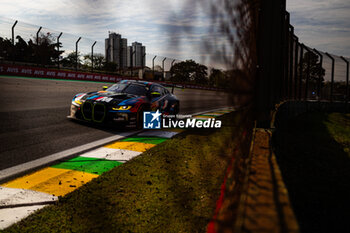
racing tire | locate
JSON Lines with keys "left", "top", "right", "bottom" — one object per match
{"left": 173, "top": 102, "right": 180, "bottom": 115}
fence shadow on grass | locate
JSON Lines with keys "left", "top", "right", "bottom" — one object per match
{"left": 272, "top": 112, "right": 350, "bottom": 233}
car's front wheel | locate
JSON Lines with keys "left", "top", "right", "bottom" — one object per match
{"left": 136, "top": 105, "right": 145, "bottom": 129}
{"left": 171, "top": 102, "right": 180, "bottom": 115}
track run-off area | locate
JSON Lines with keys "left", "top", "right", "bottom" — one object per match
{"left": 0, "top": 75, "right": 233, "bottom": 229}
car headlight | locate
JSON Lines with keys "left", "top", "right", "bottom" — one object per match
{"left": 112, "top": 105, "right": 132, "bottom": 110}
{"left": 72, "top": 94, "right": 86, "bottom": 106}
{"left": 72, "top": 100, "right": 83, "bottom": 107}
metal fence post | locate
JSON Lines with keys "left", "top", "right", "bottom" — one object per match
{"left": 170, "top": 59, "right": 176, "bottom": 80}
{"left": 313, "top": 49, "right": 323, "bottom": 100}
{"left": 36, "top": 27, "right": 42, "bottom": 66}
{"left": 284, "top": 12, "right": 290, "bottom": 100}
{"left": 91, "top": 41, "right": 97, "bottom": 73}
{"left": 11, "top": 20, "right": 18, "bottom": 64}
{"left": 298, "top": 44, "right": 304, "bottom": 100}
{"left": 256, "top": 0, "right": 286, "bottom": 126}
{"left": 293, "top": 36, "right": 299, "bottom": 100}
{"left": 11, "top": 20, "right": 18, "bottom": 46}
{"left": 57, "top": 32, "right": 62, "bottom": 69}
{"left": 303, "top": 46, "right": 312, "bottom": 100}
{"left": 289, "top": 25, "right": 294, "bottom": 99}
{"left": 152, "top": 55, "right": 157, "bottom": 79}
{"left": 75, "top": 37, "right": 81, "bottom": 71}
{"left": 162, "top": 58, "right": 166, "bottom": 81}
{"left": 36, "top": 27, "right": 42, "bottom": 45}
{"left": 325, "top": 53, "right": 335, "bottom": 102}
{"left": 340, "top": 56, "right": 349, "bottom": 107}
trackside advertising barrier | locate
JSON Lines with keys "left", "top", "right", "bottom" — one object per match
{"left": 0, "top": 64, "right": 123, "bottom": 83}
{"left": 0, "top": 64, "right": 223, "bottom": 91}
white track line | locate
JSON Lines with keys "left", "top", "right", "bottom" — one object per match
{"left": 0, "top": 187, "right": 58, "bottom": 229}
{"left": 0, "top": 131, "right": 141, "bottom": 182}
{"left": 0, "top": 205, "right": 47, "bottom": 229}
{"left": 79, "top": 147, "right": 141, "bottom": 161}
{"left": 137, "top": 130, "right": 179, "bottom": 138}
{"left": 197, "top": 113, "right": 223, "bottom": 116}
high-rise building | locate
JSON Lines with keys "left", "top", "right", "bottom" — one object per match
{"left": 127, "top": 46, "right": 132, "bottom": 68}
{"left": 105, "top": 32, "right": 128, "bottom": 69}
{"left": 105, "top": 32, "right": 146, "bottom": 69}
{"left": 120, "top": 38, "right": 128, "bottom": 68}
{"left": 133, "top": 42, "right": 146, "bottom": 68}
{"left": 127, "top": 42, "right": 146, "bottom": 68}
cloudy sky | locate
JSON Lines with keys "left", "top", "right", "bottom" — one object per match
{"left": 0, "top": 0, "right": 349, "bottom": 70}
{"left": 287, "top": 0, "right": 350, "bottom": 57}
{"left": 0, "top": 0, "right": 213, "bottom": 69}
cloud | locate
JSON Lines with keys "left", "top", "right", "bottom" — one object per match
{"left": 2, "top": 0, "right": 347, "bottom": 71}
{"left": 0, "top": 0, "right": 216, "bottom": 64}
{"left": 287, "top": 0, "right": 350, "bottom": 57}
{"left": 0, "top": 0, "right": 228, "bottom": 69}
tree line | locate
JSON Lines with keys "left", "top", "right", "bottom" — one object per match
{"left": 0, "top": 33, "right": 231, "bottom": 87}
{"left": 0, "top": 33, "right": 61, "bottom": 66}
{"left": 0, "top": 34, "right": 327, "bottom": 90}
{"left": 0, "top": 33, "right": 116, "bottom": 71}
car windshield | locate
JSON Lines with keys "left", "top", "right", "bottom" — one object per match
{"left": 123, "top": 84, "right": 148, "bottom": 96}
{"left": 106, "top": 83, "right": 147, "bottom": 96}
{"left": 106, "top": 83, "right": 128, "bottom": 92}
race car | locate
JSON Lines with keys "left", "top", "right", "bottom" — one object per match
{"left": 68, "top": 80, "right": 180, "bottom": 128}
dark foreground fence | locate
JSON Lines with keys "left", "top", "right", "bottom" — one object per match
{"left": 209, "top": 1, "right": 349, "bottom": 231}
{"left": 255, "top": 0, "right": 349, "bottom": 126}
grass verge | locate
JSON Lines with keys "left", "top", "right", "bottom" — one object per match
{"left": 4, "top": 112, "right": 244, "bottom": 233}
{"left": 273, "top": 112, "right": 350, "bottom": 233}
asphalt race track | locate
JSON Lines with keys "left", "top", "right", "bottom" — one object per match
{"left": 0, "top": 76, "right": 231, "bottom": 170}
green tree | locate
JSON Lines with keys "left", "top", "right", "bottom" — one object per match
{"left": 209, "top": 68, "right": 226, "bottom": 87}
{"left": 61, "top": 51, "right": 81, "bottom": 68}
{"left": 14, "top": 36, "right": 34, "bottom": 62}
{"left": 300, "top": 51, "right": 325, "bottom": 85}
{"left": 193, "top": 64, "right": 208, "bottom": 84}
{"left": 0, "top": 37, "right": 14, "bottom": 60}
{"left": 83, "top": 53, "right": 105, "bottom": 70}
{"left": 102, "top": 62, "right": 118, "bottom": 72}
{"left": 33, "top": 32, "right": 62, "bottom": 66}
{"left": 0, "top": 33, "right": 63, "bottom": 66}
{"left": 170, "top": 60, "right": 208, "bottom": 84}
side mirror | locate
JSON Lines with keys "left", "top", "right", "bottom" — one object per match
{"left": 150, "top": 91, "right": 161, "bottom": 98}
{"left": 102, "top": 86, "right": 108, "bottom": 91}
